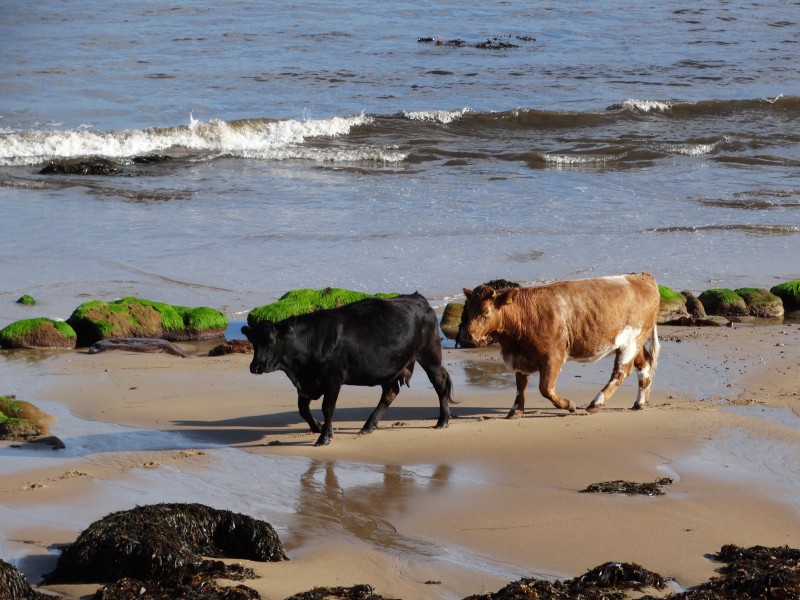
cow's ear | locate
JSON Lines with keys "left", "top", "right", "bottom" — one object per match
{"left": 499, "top": 288, "right": 519, "bottom": 306}
{"left": 241, "top": 325, "right": 252, "bottom": 339}
{"left": 463, "top": 287, "right": 473, "bottom": 298}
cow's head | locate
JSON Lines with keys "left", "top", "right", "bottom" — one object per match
{"left": 241, "top": 323, "right": 283, "bottom": 375}
{"left": 457, "top": 284, "right": 519, "bottom": 347}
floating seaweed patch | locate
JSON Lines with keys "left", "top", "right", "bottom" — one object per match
{"left": 579, "top": 478, "right": 673, "bottom": 496}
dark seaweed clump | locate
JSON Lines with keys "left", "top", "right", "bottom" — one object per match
{"left": 658, "top": 544, "right": 800, "bottom": 599}
{"left": 0, "top": 559, "right": 48, "bottom": 600}
{"left": 466, "top": 561, "right": 666, "bottom": 599}
{"left": 285, "top": 584, "right": 397, "bottom": 600}
{"left": 94, "top": 567, "right": 260, "bottom": 600}
{"left": 44, "top": 503, "right": 287, "bottom": 585}
{"left": 580, "top": 478, "right": 673, "bottom": 496}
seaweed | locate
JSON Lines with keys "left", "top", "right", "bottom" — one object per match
{"left": 0, "top": 559, "right": 48, "bottom": 600}
{"left": 285, "top": 585, "right": 396, "bottom": 600}
{"left": 770, "top": 279, "right": 800, "bottom": 311}
{"left": 0, "top": 395, "right": 54, "bottom": 440}
{"left": 698, "top": 288, "right": 748, "bottom": 316}
{"left": 16, "top": 294, "right": 36, "bottom": 306}
{"left": 0, "top": 318, "right": 77, "bottom": 349}
{"left": 44, "top": 503, "right": 287, "bottom": 584}
{"left": 580, "top": 478, "right": 673, "bottom": 496}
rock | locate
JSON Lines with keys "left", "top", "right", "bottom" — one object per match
{"left": 658, "top": 285, "right": 689, "bottom": 323}
{"left": 247, "top": 288, "right": 398, "bottom": 327}
{"left": 770, "top": 280, "right": 800, "bottom": 311}
{"left": 67, "top": 297, "right": 228, "bottom": 347}
{"left": 0, "top": 318, "right": 77, "bottom": 349}
{"left": 16, "top": 295, "right": 36, "bottom": 306}
{"left": 0, "top": 559, "right": 48, "bottom": 600}
{"left": 698, "top": 288, "right": 748, "bottom": 316}
{"left": 27, "top": 435, "right": 66, "bottom": 450}
{"left": 735, "top": 287, "right": 784, "bottom": 318}
{"left": 44, "top": 503, "right": 287, "bottom": 584}
{"left": 89, "top": 337, "right": 189, "bottom": 358}
{"left": 681, "top": 290, "right": 707, "bottom": 318}
{"left": 39, "top": 158, "right": 122, "bottom": 175}
{"left": 439, "top": 302, "right": 464, "bottom": 340}
{"left": 0, "top": 395, "right": 55, "bottom": 441}
{"left": 208, "top": 339, "right": 253, "bottom": 356}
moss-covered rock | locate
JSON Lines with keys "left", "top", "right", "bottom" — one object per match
{"left": 698, "top": 288, "right": 748, "bottom": 316}
{"left": 67, "top": 297, "right": 228, "bottom": 346}
{"left": 770, "top": 280, "right": 800, "bottom": 311}
{"left": 16, "top": 295, "right": 36, "bottom": 306}
{"left": 0, "top": 318, "right": 76, "bottom": 349}
{"left": 247, "top": 288, "right": 398, "bottom": 326}
{"left": 657, "top": 285, "right": 688, "bottom": 323}
{"left": 735, "top": 287, "right": 784, "bottom": 318}
{"left": 0, "top": 395, "right": 55, "bottom": 441}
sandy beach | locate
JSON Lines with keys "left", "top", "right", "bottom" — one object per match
{"left": 2, "top": 321, "right": 800, "bottom": 599}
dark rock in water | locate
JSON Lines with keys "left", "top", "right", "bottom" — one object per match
{"left": 580, "top": 478, "right": 673, "bottom": 496}
{"left": 28, "top": 435, "right": 66, "bottom": 450}
{"left": 482, "top": 279, "right": 521, "bottom": 290}
{"left": 131, "top": 154, "right": 173, "bottom": 164}
{"left": 208, "top": 339, "right": 254, "bottom": 356}
{"left": 285, "top": 585, "right": 394, "bottom": 600}
{"left": 464, "top": 560, "right": 666, "bottom": 599}
{"left": 0, "top": 558, "right": 48, "bottom": 600}
{"left": 39, "top": 158, "right": 122, "bottom": 175}
{"left": 44, "top": 502, "right": 287, "bottom": 584}
{"left": 89, "top": 337, "right": 189, "bottom": 358}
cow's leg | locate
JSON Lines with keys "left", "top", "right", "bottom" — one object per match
{"left": 507, "top": 371, "right": 529, "bottom": 419}
{"left": 586, "top": 350, "right": 635, "bottom": 414}
{"left": 418, "top": 344, "right": 454, "bottom": 428}
{"left": 298, "top": 393, "right": 322, "bottom": 433}
{"left": 633, "top": 347, "right": 654, "bottom": 410}
{"left": 316, "top": 384, "right": 342, "bottom": 446}
{"left": 361, "top": 379, "right": 401, "bottom": 434}
{"left": 538, "top": 357, "right": 576, "bottom": 413}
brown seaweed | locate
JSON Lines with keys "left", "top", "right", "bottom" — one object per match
{"left": 580, "top": 478, "right": 673, "bottom": 496}
{"left": 285, "top": 585, "right": 397, "bottom": 600}
{"left": 94, "top": 574, "right": 260, "bottom": 600}
{"left": 44, "top": 503, "right": 287, "bottom": 584}
{"left": 0, "top": 559, "right": 48, "bottom": 600}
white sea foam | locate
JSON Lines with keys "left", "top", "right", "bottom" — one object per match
{"left": 403, "top": 108, "right": 471, "bottom": 124}
{"left": 0, "top": 113, "right": 388, "bottom": 166}
{"left": 620, "top": 99, "right": 674, "bottom": 112}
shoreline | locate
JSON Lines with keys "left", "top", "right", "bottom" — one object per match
{"left": 1, "top": 322, "right": 799, "bottom": 599}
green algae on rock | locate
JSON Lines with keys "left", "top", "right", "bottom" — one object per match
{"left": 698, "top": 288, "right": 748, "bottom": 316}
{"left": 67, "top": 297, "right": 228, "bottom": 346}
{"left": 0, "top": 318, "right": 76, "bottom": 349}
{"left": 16, "top": 294, "right": 36, "bottom": 306}
{"left": 734, "top": 287, "right": 784, "bottom": 318}
{"left": 247, "top": 287, "right": 398, "bottom": 326}
{"left": 770, "top": 279, "right": 800, "bottom": 311}
{"left": 0, "top": 395, "right": 54, "bottom": 441}
{"left": 658, "top": 285, "right": 689, "bottom": 322}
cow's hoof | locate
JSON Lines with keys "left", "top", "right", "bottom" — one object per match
{"left": 314, "top": 435, "right": 331, "bottom": 446}
{"left": 566, "top": 402, "right": 576, "bottom": 413}
{"left": 506, "top": 409, "right": 523, "bottom": 419}
{"left": 585, "top": 404, "right": 603, "bottom": 414}
{"left": 359, "top": 425, "right": 376, "bottom": 434}
{"left": 434, "top": 420, "right": 449, "bottom": 429}
{"left": 631, "top": 403, "right": 645, "bottom": 411}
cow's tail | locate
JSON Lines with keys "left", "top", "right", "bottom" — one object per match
{"left": 648, "top": 324, "right": 660, "bottom": 372}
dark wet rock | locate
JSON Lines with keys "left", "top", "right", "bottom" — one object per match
{"left": 44, "top": 502, "right": 287, "bottom": 584}
{"left": 464, "top": 561, "right": 666, "bottom": 599}
{"left": 39, "top": 158, "right": 122, "bottom": 175}
{"left": 418, "top": 35, "right": 534, "bottom": 49}
{"left": 247, "top": 288, "right": 398, "bottom": 327}
{"left": 89, "top": 337, "right": 189, "bottom": 358}
{"left": 208, "top": 339, "right": 253, "bottom": 356}
{"left": 285, "top": 585, "right": 395, "bottom": 600}
{"left": 681, "top": 290, "right": 707, "bottom": 319}
{"left": 734, "top": 287, "right": 784, "bottom": 318}
{"left": 474, "top": 37, "right": 519, "bottom": 49}
{"left": 16, "top": 294, "right": 36, "bottom": 306}
{"left": 580, "top": 478, "right": 673, "bottom": 496}
{"left": 0, "top": 559, "right": 48, "bottom": 600}
{"left": 27, "top": 435, "right": 66, "bottom": 450}
{"left": 0, "top": 317, "right": 77, "bottom": 349}
{"left": 658, "top": 285, "right": 689, "bottom": 323}
{"left": 439, "top": 303, "right": 464, "bottom": 340}
{"left": 0, "top": 395, "right": 54, "bottom": 441}
{"left": 67, "top": 297, "right": 228, "bottom": 346}
{"left": 771, "top": 279, "right": 800, "bottom": 311}
{"left": 698, "top": 288, "right": 748, "bottom": 317}
{"left": 483, "top": 279, "right": 521, "bottom": 290}
{"left": 131, "top": 154, "right": 173, "bottom": 164}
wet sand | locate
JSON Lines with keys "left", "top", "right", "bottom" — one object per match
{"left": 1, "top": 322, "right": 800, "bottom": 599}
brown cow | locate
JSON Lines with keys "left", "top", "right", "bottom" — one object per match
{"left": 458, "top": 272, "right": 660, "bottom": 417}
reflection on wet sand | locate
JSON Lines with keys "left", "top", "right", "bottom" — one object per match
{"left": 289, "top": 460, "right": 452, "bottom": 557}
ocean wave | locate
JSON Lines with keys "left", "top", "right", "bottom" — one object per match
{"left": 402, "top": 108, "right": 471, "bottom": 123}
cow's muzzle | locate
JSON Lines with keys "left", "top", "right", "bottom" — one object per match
{"left": 250, "top": 363, "right": 265, "bottom": 375}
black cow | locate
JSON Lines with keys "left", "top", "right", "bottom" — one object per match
{"left": 241, "top": 292, "right": 454, "bottom": 446}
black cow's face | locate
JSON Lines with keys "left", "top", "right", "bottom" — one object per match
{"left": 241, "top": 323, "right": 282, "bottom": 375}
